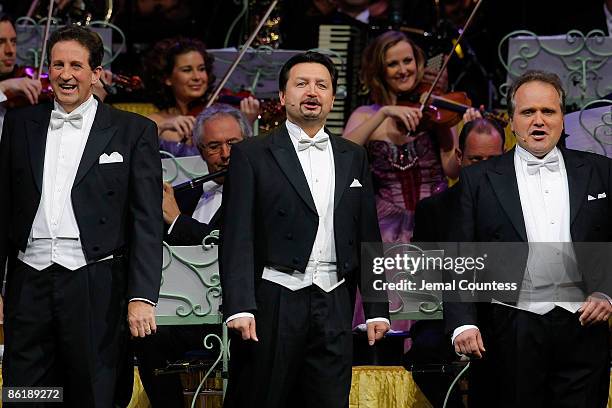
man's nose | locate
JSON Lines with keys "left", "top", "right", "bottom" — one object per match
{"left": 533, "top": 111, "right": 545, "bottom": 125}
{"left": 4, "top": 42, "right": 15, "bottom": 56}
{"left": 219, "top": 143, "right": 231, "bottom": 158}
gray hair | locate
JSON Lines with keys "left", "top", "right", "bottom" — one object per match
{"left": 192, "top": 103, "right": 253, "bottom": 149}
{"left": 508, "top": 70, "right": 566, "bottom": 117}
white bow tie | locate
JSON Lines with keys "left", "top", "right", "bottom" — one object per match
{"left": 298, "top": 135, "right": 329, "bottom": 151}
{"left": 526, "top": 155, "right": 560, "bottom": 175}
{"left": 50, "top": 110, "right": 83, "bottom": 130}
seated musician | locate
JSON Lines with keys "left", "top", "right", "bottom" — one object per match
{"left": 142, "top": 36, "right": 259, "bottom": 157}
{"left": 134, "top": 104, "right": 252, "bottom": 407}
{"left": 0, "top": 13, "right": 42, "bottom": 140}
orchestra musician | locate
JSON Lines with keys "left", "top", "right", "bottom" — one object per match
{"left": 142, "top": 36, "right": 259, "bottom": 157}
{"left": 343, "top": 30, "right": 459, "bottom": 244}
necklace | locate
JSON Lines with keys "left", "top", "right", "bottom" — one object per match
{"left": 389, "top": 141, "right": 418, "bottom": 171}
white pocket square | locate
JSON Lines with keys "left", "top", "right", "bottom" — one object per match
{"left": 588, "top": 195, "right": 596, "bottom": 201}
{"left": 99, "top": 152, "right": 123, "bottom": 164}
{"left": 598, "top": 192, "right": 607, "bottom": 199}
{"left": 350, "top": 178, "right": 362, "bottom": 188}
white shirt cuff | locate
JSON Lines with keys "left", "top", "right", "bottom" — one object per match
{"left": 226, "top": 312, "right": 255, "bottom": 324}
{"left": 366, "top": 317, "right": 390, "bottom": 327}
{"left": 129, "top": 297, "right": 157, "bottom": 306}
{"left": 0, "top": 89, "right": 7, "bottom": 103}
{"left": 451, "top": 324, "right": 479, "bottom": 345}
{"left": 166, "top": 214, "right": 180, "bottom": 234}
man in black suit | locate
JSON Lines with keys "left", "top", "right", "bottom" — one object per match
{"left": 409, "top": 116, "right": 504, "bottom": 407}
{"left": 447, "top": 70, "right": 612, "bottom": 407}
{"left": 220, "top": 51, "right": 390, "bottom": 408}
{"left": 136, "top": 104, "right": 252, "bottom": 407}
{"left": 0, "top": 26, "right": 162, "bottom": 407}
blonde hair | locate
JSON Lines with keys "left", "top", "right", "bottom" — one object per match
{"left": 360, "top": 31, "right": 425, "bottom": 105}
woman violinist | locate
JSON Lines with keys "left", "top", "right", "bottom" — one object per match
{"left": 343, "top": 30, "right": 462, "bottom": 243}
{"left": 143, "top": 36, "right": 259, "bottom": 157}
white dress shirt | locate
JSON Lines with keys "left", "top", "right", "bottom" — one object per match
{"left": 167, "top": 181, "right": 223, "bottom": 235}
{"left": 228, "top": 121, "right": 389, "bottom": 327}
{"left": 452, "top": 146, "right": 583, "bottom": 344}
{"left": 18, "top": 95, "right": 98, "bottom": 271}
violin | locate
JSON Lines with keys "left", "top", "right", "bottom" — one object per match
{"left": 3, "top": 65, "right": 54, "bottom": 109}
{"left": 397, "top": 83, "right": 508, "bottom": 129}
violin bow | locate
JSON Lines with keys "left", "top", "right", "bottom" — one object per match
{"left": 37, "top": 0, "right": 56, "bottom": 80}
{"left": 205, "top": 0, "right": 279, "bottom": 109}
{"left": 418, "top": 0, "right": 484, "bottom": 114}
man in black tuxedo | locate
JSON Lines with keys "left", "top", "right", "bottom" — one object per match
{"left": 0, "top": 26, "right": 162, "bottom": 407}
{"left": 409, "top": 116, "right": 504, "bottom": 407}
{"left": 220, "top": 51, "right": 390, "bottom": 408}
{"left": 136, "top": 104, "right": 252, "bottom": 407}
{"left": 447, "top": 70, "right": 612, "bottom": 407}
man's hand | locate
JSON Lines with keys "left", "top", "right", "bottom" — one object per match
{"left": 454, "top": 328, "right": 485, "bottom": 358}
{"left": 162, "top": 182, "right": 181, "bottom": 224}
{"left": 0, "top": 77, "right": 42, "bottom": 105}
{"left": 127, "top": 301, "right": 157, "bottom": 338}
{"left": 578, "top": 293, "right": 612, "bottom": 326}
{"left": 366, "top": 320, "right": 390, "bottom": 346}
{"left": 227, "top": 316, "right": 258, "bottom": 341}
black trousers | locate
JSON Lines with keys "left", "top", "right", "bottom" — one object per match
{"left": 2, "top": 259, "right": 128, "bottom": 408}
{"left": 470, "top": 305, "right": 610, "bottom": 408}
{"left": 223, "top": 280, "right": 354, "bottom": 408}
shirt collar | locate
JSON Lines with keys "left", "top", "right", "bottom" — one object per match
{"left": 53, "top": 94, "right": 96, "bottom": 116}
{"left": 515, "top": 144, "right": 559, "bottom": 163}
{"left": 604, "top": 2, "right": 612, "bottom": 22}
{"left": 285, "top": 120, "right": 327, "bottom": 152}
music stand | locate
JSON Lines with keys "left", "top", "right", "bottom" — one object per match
{"left": 503, "top": 32, "right": 612, "bottom": 107}
{"left": 564, "top": 99, "right": 612, "bottom": 157}
{"left": 207, "top": 48, "right": 303, "bottom": 99}
{"left": 157, "top": 239, "right": 229, "bottom": 405}
{"left": 161, "top": 155, "right": 208, "bottom": 186}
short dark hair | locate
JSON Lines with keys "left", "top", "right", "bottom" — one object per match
{"left": 143, "top": 36, "right": 215, "bottom": 111}
{"left": 459, "top": 118, "right": 505, "bottom": 152}
{"left": 278, "top": 51, "right": 338, "bottom": 94}
{"left": 0, "top": 12, "right": 15, "bottom": 26}
{"left": 508, "top": 70, "right": 565, "bottom": 117}
{"left": 47, "top": 25, "right": 104, "bottom": 69}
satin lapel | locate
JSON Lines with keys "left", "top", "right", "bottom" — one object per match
{"left": 269, "top": 126, "right": 317, "bottom": 214}
{"left": 487, "top": 151, "right": 527, "bottom": 241}
{"left": 562, "top": 148, "right": 591, "bottom": 226}
{"left": 74, "top": 102, "right": 118, "bottom": 186}
{"left": 25, "top": 105, "right": 52, "bottom": 193}
{"left": 329, "top": 132, "right": 353, "bottom": 210}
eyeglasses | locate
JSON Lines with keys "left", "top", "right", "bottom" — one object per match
{"left": 202, "top": 138, "right": 242, "bottom": 154}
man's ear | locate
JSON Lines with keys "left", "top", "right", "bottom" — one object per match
{"left": 455, "top": 147, "right": 463, "bottom": 164}
{"left": 278, "top": 90, "right": 285, "bottom": 106}
{"left": 91, "top": 66, "right": 102, "bottom": 84}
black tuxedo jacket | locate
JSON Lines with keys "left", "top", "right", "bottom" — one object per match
{"left": 0, "top": 99, "right": 163, "bottom": 301}
{"left": 412, "top": 185, "right": 458, "bottom": 243}
{"left": 445, "top": 147, "right": 612, "bottom": 333}
{"left": 219, "top": 124, "right": 389, "bottom": 320}
{"left": 165, "top": 184, "right": 221, "bottom": 246}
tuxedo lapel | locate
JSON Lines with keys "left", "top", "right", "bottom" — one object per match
{"left": 562, "top": 148, "right": 591, "bottom": 226}
{"left": 269, "top": 126, "right": 317, "bottom": 214}
{"left": 329, "top": 133, "right": 353, "bottom": 210}
{"left": 74, "top": 101, "right": 118, "bottom": 186}
{"left": 25, "top": 104, "right": 53, "bottom": 193}
{"left": 487, "top": 151, "right": 527, "bottom": 241}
